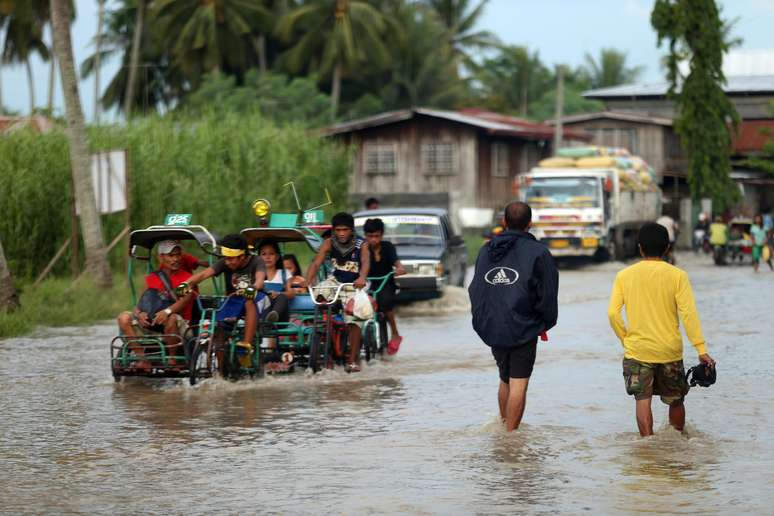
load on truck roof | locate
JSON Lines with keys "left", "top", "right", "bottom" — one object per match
{"left": 535, "top": 146, "right": 659, "bottom": 193}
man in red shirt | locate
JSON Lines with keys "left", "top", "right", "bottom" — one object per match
{"left": 117, "top": 240, "right": 196, "bottom": 369}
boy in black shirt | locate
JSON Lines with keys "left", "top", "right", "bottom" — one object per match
{"left": 363, "top": 218, "right": 406, "bottom": 354}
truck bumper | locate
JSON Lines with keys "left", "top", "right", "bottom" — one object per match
{"left": 547, "top": 247, "right": 597, "bottom": 257}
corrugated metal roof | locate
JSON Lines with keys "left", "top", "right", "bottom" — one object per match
{"left": 324, "top": 107, "right": 592, "bottom": 141}
{"left": 545, "top": 111, "right": 674, "bottom": 126}
{"left": 584, "top": 75, "right": 774, "bottom": 99}
{"left": 723, "top": 49, "right": 774, "bottom": 77}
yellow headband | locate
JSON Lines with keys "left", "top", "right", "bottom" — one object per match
{"left": 221, "top": 246, "right": 245, "bottom": 257}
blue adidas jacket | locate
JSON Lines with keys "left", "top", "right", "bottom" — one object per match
{"left": 468, "top": 230, "right": 559, "bottom": 348}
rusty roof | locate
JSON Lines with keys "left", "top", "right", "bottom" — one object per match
{"left": 324, "top": 107, "right": 592, "bottom": 141}
{"left": 0, "top": 116, "right": 54, "bottom": 134}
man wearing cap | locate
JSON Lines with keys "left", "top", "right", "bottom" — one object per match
{"left": 177, "top": 234, "right": 269, "bottom": 367}
{"left": 117, "top": 240, "right": 196, "bottom": 370}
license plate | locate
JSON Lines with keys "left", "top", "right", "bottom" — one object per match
{"left": 549, "top": 239, "right": 569, "bottom": 249}
{"left": 582, "top": 237, "right": 598, "bottom": 248}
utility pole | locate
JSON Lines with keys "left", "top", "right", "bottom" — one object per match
{"left": 553, "top": 65, "right": 564, "bottom": 152}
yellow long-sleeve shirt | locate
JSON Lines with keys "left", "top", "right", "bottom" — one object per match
{"left": 608, "top": 260, "right": 707, "bottom": 363}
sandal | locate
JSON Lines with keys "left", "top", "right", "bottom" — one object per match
{"left": 387, "top": 336, "right": 403, "bottom": 355}
{"left": 345, "top": 363, "right": 361, "bottom": 373}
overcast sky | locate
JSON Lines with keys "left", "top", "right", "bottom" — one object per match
{"left": 3, "top": 0, "right": 773, "bottom": 121}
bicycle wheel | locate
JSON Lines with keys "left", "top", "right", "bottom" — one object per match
{"left": 363, "top": 321, "right": 377, "bottom": 362}
{"left": 377, "top": 314, "right": 388, "bottom": 354}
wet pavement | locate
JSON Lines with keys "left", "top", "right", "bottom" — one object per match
{"left": 1, "top": 252, "right": 772, "bottom": 514}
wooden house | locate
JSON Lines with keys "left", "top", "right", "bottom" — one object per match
{"left": 324, "top": 107, "right": 590, "bottom": 225}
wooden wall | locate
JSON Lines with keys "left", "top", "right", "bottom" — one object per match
{"left": 343, "top": 116, "right": 478, "bottom": 216}
{"left": 563, "top": 119, "right": 672, "bottom": 180}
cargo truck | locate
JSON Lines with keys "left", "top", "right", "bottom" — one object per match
{"left": 517, "top": 150, "right": 662, "bottom": 260}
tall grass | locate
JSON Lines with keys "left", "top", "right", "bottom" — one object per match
{"left": 0, "top": 276, "right": 133, "bottom": 338}
{"left": 1, "top": 111, "right": 352, "bottom": 281}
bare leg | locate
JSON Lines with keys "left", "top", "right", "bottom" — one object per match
{"left": 117, "top": 312, "right": 149, "bottom": 369}
{"left": 348, "top": 324, "right": 361, "bottom": 365}
{"left": 385, "top": 310, "right": 400, "bottom": 339}
{"left": 497, "top": 380, "right": 508, "bottom": 421}
{"left": 668, "top": 400, "right": 685, "bottom": 432}
{"left": 162, "top": 316, "right": 180, "bottom": 365}
{"left": 504, "top": 377, "right": 529, "bottom": 432}
{"left": 635, "top": 397, "right": 654, "bottom": 437}
{"left": 243, "top": 300, "right": 257, "bottom": 345}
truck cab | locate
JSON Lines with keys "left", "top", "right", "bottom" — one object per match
{"left": 521, "top": 169, "right": 610, "bottom": 257}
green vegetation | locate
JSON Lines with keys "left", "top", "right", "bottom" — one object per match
{"left": 0, "top": 112, "right": 351, "bottom": 282}
{"left": 652, "top": 0, "right": 741, "bottom": 212}
{"left": 0, "top": 276, "right": 132, "bottom": 338}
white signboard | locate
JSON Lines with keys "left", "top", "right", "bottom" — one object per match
{"left": 77, "top": 150, "right": 127, "bottom": 215}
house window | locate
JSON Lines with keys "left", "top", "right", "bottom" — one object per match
{"left": 491, "top": 142, "right": 509, "bottom": 177}
{"left": 422, "top": 142, "right": 457, "bottom": 175}
{"left": 363, "top": 142, "right": 397, "bottom": 174}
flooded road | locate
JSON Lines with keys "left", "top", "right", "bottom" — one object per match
{"left": 1, "top": 253, "right": 773, "bottom": 514}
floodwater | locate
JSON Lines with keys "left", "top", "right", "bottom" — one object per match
{"left": 1, "top": 253, "right": 772, "bottom": 514}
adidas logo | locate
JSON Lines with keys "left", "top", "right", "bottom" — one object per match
{"left": 492, "top": 269, "right": 510, "bottom": 284}
{"left": 484, "top": 267, "right": 519, "bottom": 286}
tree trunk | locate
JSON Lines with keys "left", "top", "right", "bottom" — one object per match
{"left": 0, "top": 238, "right": 20, "bottom": 313}
{"left": 26, "top": 58, "right": 36, "bottom": 114}
{"left": 124, "top": 0, "right": 146, "bottom": 118}
{"left": 256, "top": 34, "right": 267, "bottom": 75}
{"left": 330, "top": 62, "right": 342, "bottom": 121}
{"left": 94, "top": 0, "right": 105, "bottom": 123}
{"left": 50, "top": 0, "right": 112, "bottom": 288}
{"left": 47, "top": 55, "right": 56, "bottom": 113}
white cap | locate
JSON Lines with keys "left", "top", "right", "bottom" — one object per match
{"left": 157, "top": 240, "right": 181, "bottom": 255}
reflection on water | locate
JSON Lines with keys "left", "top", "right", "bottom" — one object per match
{"left": 1, "top": 253, "right": 772, "bottom": 513}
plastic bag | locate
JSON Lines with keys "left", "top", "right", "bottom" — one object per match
{"left": 352, "top": 288, "right": 374, "bottom": 320}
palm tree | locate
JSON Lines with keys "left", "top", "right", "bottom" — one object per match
{"left": 477, "top": 46, "right": 551, "bottom": 116}
{"left": 0, "top": 238, "right": 20, "bottom": 313}
{"left": 124, "top": 0, "right": 145, "bottom": 118}
{"left": 1, "top": 0, "right": 51, "bottom": 114}
{"left": 81, "top": 2, "right": 176, "bottom": 115}
{"left": 583, "top": 48, "right": 644, "bottom": 89}
{"left": 154, "top": 0, "right": 270, "bottom": 86}
{"left": 93, "top": 0, "right": 105, "bottom": 122}
{"left": 423, "top": 0, "right": 499, "bottom": 73}
{"left": 381, "top": 2, "right": 466, "bottom": 109}
{"left": 277, "top": 0, "right": 390, "bottom": 119}
{"left": 51, "top": 0, "right": 112, "bottom": 288}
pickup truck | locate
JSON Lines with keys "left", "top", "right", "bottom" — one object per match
{"left": 354, "top": 208, "right": 467, "bottom": 300}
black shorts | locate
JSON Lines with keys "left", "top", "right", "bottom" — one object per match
{"left": 491, "top": 339, "right": 538, "bottom": 382}
{"left": 375, "top": 284, "right": 396, "bottom": 312}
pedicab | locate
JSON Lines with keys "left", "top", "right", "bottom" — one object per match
{"left": 111, "top": 216, "right": 221, "bottom": 382}
{"left": 727, "top": 217, "right": 753, "bottom": 264}
{"left": 240, "top": 221, "right": 329, "bottom": 374}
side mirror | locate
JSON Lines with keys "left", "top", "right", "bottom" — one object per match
{"left": 449, "top": 235, "right": 464, "bottom": 246}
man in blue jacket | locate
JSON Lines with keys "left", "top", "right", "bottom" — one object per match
{"left": 468, "top": 202, "right": 559, "bottom": 431}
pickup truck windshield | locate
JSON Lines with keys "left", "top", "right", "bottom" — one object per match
{"left": 525, "top": 177, "right": 601, "bottom": 208}
{"left": 356, "top": 215, "right": 444, "bottom": 244}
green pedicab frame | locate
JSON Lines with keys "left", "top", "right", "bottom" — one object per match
{"left": 111, "top": 224, "right": 222, "bottom": 381}
{"left": 239, "top": 226, "right": 329, "bottom": 373}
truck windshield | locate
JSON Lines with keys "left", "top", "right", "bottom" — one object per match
{"left": 356, "top": 215, "right": 444, "bottom": 244}
{"left": 525, "top": 177, "right": 601, "bottom": 208}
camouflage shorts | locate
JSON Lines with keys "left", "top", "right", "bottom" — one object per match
{"left": 622, "top": 358, "right": 689, "bottom": 405}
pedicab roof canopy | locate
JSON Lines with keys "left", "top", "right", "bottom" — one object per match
{"left": 240, "top": 227, "right": 323, "bottom": 252}
{"left": 129, "top": 225, "right": 219, "bottom": 256}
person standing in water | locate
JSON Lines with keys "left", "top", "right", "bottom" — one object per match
{"left": 469, "top": 202, "right": 559, "bottom": 432}
{"left": 751, "top": 214, "right": 772, "bottom": 273}
{"left": 608, "top": 223, "right": 715, "bottom": 437}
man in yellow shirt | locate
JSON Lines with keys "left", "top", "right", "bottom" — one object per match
{"left": 608, "top": 223, "right": 716, "bottom": 437}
